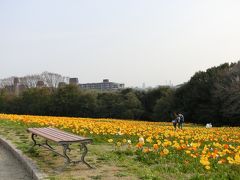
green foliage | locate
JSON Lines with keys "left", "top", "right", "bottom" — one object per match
{"left": 141, "top": 87, "right": 173, "bottom": 120}
{"left": 50, "top": 85, "right": 82, "bottom": 116}
{"left": 153, "top": 88, "right": 174, "bottom": 121}
{"left": 20, "top": 88, "right": 52, "bottom": 115}
{"left": 174, "top": 61, "right": 240, "bottom": 126}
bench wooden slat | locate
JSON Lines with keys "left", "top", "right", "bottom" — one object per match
{"left": 32, "top": 129, "right": 73, "bottom": 142}
{"left": 28, "top": 128, "right": 63, "bottom": 142}
{"left": 35, "top": 128, "right": 87, "bottom": 142}
{"left": 33, "top": 128, "right": 80, "bottom": 142}
{"left": 48, "top": 128, "right": 89, "bottom": 141}
{"left": 27, "top": 127, "right": 92, "bottom": 143}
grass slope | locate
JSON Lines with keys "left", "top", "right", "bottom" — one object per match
{"left": 0, "top": 119, "right": 239, "bottom": 180}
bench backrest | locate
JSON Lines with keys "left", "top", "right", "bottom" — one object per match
{"left": 27, "top": 127, "right": 93, "bottom": 144}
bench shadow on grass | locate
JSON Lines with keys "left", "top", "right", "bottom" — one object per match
{"left": 24, "top": 143, "right": 135, "bottom": 179}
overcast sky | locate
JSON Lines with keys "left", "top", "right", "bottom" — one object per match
{"left": 0, "top": 0, "right": 240, "bottom": 87}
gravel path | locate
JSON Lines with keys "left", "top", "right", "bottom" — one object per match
{"left": 0, "top": 144, "right": 31, "bottom": 180}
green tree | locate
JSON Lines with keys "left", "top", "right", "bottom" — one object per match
{"left": 77, "top": 91, "right": 98, "bottom": 117}
{"left": 18, "top": 88, "right": 52, "bottom": 115}
{"left": 97, "top": 92, "right": 125, "bottom": 118}
{"left": 122, "top": 92, "right": 144, "bottom": 119}
{"left": 213, "top": 62, "right": 240, "bottom": 125}
{"left": 153, "top": 90, "right": 174, "bottom": 122}
{"left": 174, "top": 62, "right": 235, "bottom": 125}
{"left": 143, "top": 87, "right": 174, "bottom": 120}
{"left": 50, "top": 85, "right": 80, "bottom": 116}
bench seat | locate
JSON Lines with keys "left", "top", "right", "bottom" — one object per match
{"left": 27, "top": 127, "right": 92, "bottom": 143}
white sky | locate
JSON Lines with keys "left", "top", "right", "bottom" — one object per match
{"left": 0, "top": 0, "right": 240, "bottom": 87}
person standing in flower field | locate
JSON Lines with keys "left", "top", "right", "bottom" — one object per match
{"left": 172, "top": 118, "right": 178, "bottom": 131}
{"left": 178, "top": 113, "right": 184, "bottom": 130}
{"left": 171, "top": 112, "right": 179, "bottom": 131}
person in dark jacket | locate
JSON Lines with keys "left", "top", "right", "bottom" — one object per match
{"left": 178, "top": 113, "right": 184, "bottom": 130}
{"left": 172, "top": 118, "right": 178, "bottom": 131}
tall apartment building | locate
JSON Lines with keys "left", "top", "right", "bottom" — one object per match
{"left": 69, "top": 78, "right": 79, "bottom": 85}
{"left": 79, "top": 79, "right": 124, "bottom": 91}
{"left": 4, "top": 77, "right": 27, "bottom": 95}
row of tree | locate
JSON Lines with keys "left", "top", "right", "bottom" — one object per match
{"left": 0, "top": 85, "right": 169, "bottom": 120}
{"left": 0, "top": 61, "right": 239, "bottom": 126}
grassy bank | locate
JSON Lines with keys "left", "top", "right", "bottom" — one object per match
{"left": 0, "top": 118, "right": 239, "bottom": 180}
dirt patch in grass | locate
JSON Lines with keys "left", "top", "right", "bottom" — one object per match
{"left": 50, "top": 164, "right": 137, "bottom": 180}
{"left": 27, "top": 144, "right": 138, "bottom": 180}
{"left": 0, "top": 120, "right": 138, "bottom": 179}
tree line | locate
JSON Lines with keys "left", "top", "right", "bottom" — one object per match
{"left": 0, "top": 61, "right": 239, "bottom": 126}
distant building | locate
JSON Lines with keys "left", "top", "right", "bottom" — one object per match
{"left": 69, "top": 78, "right": 79, "bottom": 85}
{"left": 5, "top": 85, "right": 15, "bottom": 93}
{"left": 3, "top": 77, "right": 27, "bottom": 95}
{"left": 58, "top": 82, "right": 67, "bottom": 88}
{"left": 172, "top": 83, "right": 185, "bottom": 89}
{"left": 36, "top": 81, "right": 45, "bottom": 88}
{"left": 13, "top": 77, "right": 19, "bottom": 86}
{"left": 79, "top": 79, "right": 125, "bottom": 91}
{"left": 16, "top": 84, "right": 27, "bottom": 95}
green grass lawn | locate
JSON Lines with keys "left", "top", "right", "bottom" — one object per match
{"left": 0, "top": 119, "right": 239, "bottom": 180}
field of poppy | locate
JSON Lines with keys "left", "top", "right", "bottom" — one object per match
{"left": 0, "top": 113, "right": 239, "bottom": 179}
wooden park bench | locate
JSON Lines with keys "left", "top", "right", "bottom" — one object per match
{"left": 27, "top": 127, "right": 93, "bottom": 168}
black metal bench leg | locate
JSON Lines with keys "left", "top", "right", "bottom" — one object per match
{"left": 62, "top": 144, "right": 71, "bottom": 164}
{"left": 80, "top": 143, "right": 93, "bottom": 168}
{"left": 31, "top": 134, "right": 41, "bottom": 148}
{"left": 45, "top": 140, "right": 54, "bottom": 150}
